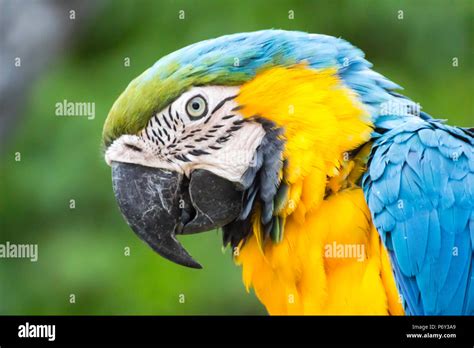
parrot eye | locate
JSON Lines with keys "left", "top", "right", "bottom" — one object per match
{"left": 185, "top": 95, "right": 208, "bottom": 120}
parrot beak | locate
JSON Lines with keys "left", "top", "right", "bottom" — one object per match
{"left": 111, "top": 162, "right": 243, "bottom": 269}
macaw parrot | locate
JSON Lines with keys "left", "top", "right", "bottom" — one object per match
{"left": 103, "top": 30, "right": 473, "bottom": 315}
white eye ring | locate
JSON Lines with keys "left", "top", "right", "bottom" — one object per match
{"left": 186, "top": 95, "right": 208, "bottom": 120}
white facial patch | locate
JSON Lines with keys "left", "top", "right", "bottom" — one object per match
{"left": 105, "top": 86, "right": 266, "bottom": 183}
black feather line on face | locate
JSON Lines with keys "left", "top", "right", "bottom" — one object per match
{"left": 156, "top": 136, "right": 165, "bottom": 146}
{"left": 229, "top": 126, "right": 243, "bottom": 132}
{"left": 144, "top": 128, "right": 151, "bottom": 141}
{"left": 231, "top": 105, "right": 244, "bottom": 112}
{"left": 222, "top": 118, "right": 285, "bottom": 249}
{"left": 167, "top": 105, "right": 173, "bottom": 123}
{"left": 216, "top": 135, "right": 231, "bottom": 143}
{"left": 163, "top": 116, "right": 172, "bottom": 129}
{"left": 181, "top": 134, "right": 194, "bottom": 141}
{"left": 211, "top": 95, "right": 238, "bottom": 114}
{"left": 175, "top": 154, "right": 190, "bottom": 162}
{"left": 189, "top": 149, "right": 210, "bottom": 156}
{"left": 125, "top": 143, "right": 142, "bottom": 152}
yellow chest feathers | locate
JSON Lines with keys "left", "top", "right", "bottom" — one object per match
{"left": 233, "top": 65, "right": 403, "bottom": 315}
{"left": 236, "top": 188, "right": 403, "bottom": 315}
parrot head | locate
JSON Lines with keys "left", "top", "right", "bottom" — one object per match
{"left": 105, "top": 84, "right": 269, "bottom": 269}
{"left": 103, "top": 30, "right": 375, "bottom": 269}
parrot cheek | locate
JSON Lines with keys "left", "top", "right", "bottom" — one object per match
{"left": 111, "top": 162, "right": 243, "bottom": 269}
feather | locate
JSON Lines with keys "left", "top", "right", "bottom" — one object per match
{"left": 364, "top": 117, "right": 474, "bottom": 314}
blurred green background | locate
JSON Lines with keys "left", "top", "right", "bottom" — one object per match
{"left": 0, "top": 0, "right": 472, "bottom": 315}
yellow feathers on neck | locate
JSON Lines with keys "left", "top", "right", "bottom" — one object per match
{"left": 236, "top": 65, "right": 373, "bottom": 218}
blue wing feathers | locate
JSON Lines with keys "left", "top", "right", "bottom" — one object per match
{"left": 363, "top": 117, "right": 474, "bottom": 315}
{"left": 389, "top": 249, "right": 423, "bottom": 315}
{"left": 418, "top": 128, "right": 438, "bottom": 147}
{"left": 371, "top": 165, "right": 401, "bottom": 204}
{"left": 463, "top": 258, "right": 474, "bottom": 313}
{"left": 470, "top": 213, "right": 474, "bottom": 249}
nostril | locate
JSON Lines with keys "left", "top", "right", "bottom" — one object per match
{"left": 124, "top": 143, "right": 142, "bottom": 152}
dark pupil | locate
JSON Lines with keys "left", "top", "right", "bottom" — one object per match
{"left": 192, "top": 102, "right": 200, "bottom": 110}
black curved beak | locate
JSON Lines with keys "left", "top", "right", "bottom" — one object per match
{"left": 111, "top": 162, "right": 243, "bottom": 269}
